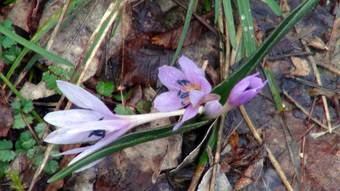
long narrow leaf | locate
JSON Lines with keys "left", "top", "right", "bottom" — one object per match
{"left": 237, "top": 0, "right": 257, "bottom": 57}
{"left": 171, "top": 0, "right": 197, "bottom": 65}
{"left": 47, "top": 120, "right": 209, "bottom": 182}
{"left": 5, "top": 0, "right": 91, "bottom": 79}
{"left": 263, "top": 66, "right": 284, "bottom": 111}
{"left": 0, "top": 25, "right": 73, "bottom": 66}
{"left": 263, "top": 0, "right": 282, "bottom": 16}
{"left": 222, "top": 0, "right": 237, "bottom": 48}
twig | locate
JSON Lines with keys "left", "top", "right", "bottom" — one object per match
{"left": 46, "top": 0, "right": 72, "bottom": 50}
{"left": 267, "top": 51, "right": 314, "bottom": 61}
{"left": 20, "top": 112, "right": 42, "bottom": 145}
{"left": 283, "top": 90, "right": 340, "bottom": 136}
{"left": 209, "top": 115, "right": 225, "bottom": 191}
{"left": 171, "top": 0, "right": 218, "bottom": 35}
{"left": 315, "top": 62, "right": 340, "bottom": 76}
{"left": 301, "top": 40, "right": 333, "bottom": 133}
{"left": 239, "top": 105, "right": 294, "bottom": 191}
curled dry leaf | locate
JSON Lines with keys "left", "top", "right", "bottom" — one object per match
{"left": 20, "top": 81, "right": 54, "bottom": 100}
{"left": 290, "top": 57, "right": 311, "bottom": 76}
{"left": 197, "top": 165, "right": 232, "bottom": 191}
{"left": 305, "top": 36, "right": 328, "bottom": 50}
{"left": 234, "top": 159, "right": 264, "bottom": 190}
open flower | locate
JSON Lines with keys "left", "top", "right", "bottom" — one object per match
{"left": 227, "top": 72, "right": 267, "bottom": 107}
{"left": 154, "top": 55, "right": 222, "bottom": 130}
{"left": 44, "top": 81, "right": 187, "bottom": 171}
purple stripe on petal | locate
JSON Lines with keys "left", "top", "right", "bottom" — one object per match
{"left": 189, "top": 90, "right": 206, "bottom": 107}
{"left": 69, "top": 128, "right": 130, "bottom": 166}
{"left": 56, "top": 81, "right": 115, "bottom": 118}
{"left": 44, "top": 109, "right": 103, "bottom": 127}
{"left": 158, "top": 66, "right": 186, "bottom": 90}
{"left": 154, "top": 91, "right": 184, "bottom": 112}
{"left": 173, "top": 105, "right": 199, "bottom": 131}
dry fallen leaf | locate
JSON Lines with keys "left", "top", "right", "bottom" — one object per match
{"left": 0, "top": 101, "right": 13, "bottom": 137}
{"left": 20, "top": 81, "right": 54, "bottom": 100}
{"left": 306, "top": 36, "right": 328, "bottom": 50}
{"left": 290, "top": 56, "right": 311, "bottom": 76}
{"left": 234, "top": 159, "right": 264, "bottom": 190}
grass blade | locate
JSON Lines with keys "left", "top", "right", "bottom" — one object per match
{"left": 263, "top": 66, "right": 284, "bottom": 111}
{"left": 237, "top": 0, "right": 257, "bottom": 57}
{"left": 171, "top": 0, "right": 197, "bottom": 65}
{"left": 263, "top": 0, "right": 282, "bottom": 16}
{"left": 0, "top": 25, "right": 73, "bottom": 66}
{"left": 222, "top": 0, "right": 237, "bottom": 48}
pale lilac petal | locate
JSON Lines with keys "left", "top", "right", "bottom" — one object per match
{"left": 44, "top": 109, "right": 103, "bottom": 127}
{"left": 204, "top": 100, "right": 222, "bottom": 118}
{"left": 178, "top": 55, "right": 204, "bottom": 78}
{"left": 56, "top": 81, "right": 114, "bottom": 118}
{"left": 229, "top": 89, "right": 258, "bottom": 106}
{"left": 158, "top": 66, "right": 186, "bottom": 90}
{"left": 189, "top": 90, "right": 206, "bottom": 107}
{"left": 173, "top": 106, "right": 199, "bottom": 131}
{"left": 69, "top": 128, "right": 130, "bottom": 165}
{"left": 44, "top": 131, "right": 101, "bottom": 144}
{"left": 49, "top": 120, "right": 130, "bottom": 137}
{"left": 154, "top": 91, "right": 183, "bottom": 112}
{"left": 54, "top": 146, "right": 91, "bottom": 156}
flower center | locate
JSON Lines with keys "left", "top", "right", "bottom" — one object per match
{"left": 176, "top": 79, "right": 202, "bottom": 106}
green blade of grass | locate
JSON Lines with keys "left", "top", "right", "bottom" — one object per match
{"left": 47, "top": 120, "right": 209, "bottom": 182}
{"left": 263, "top": 0, "right": 282, "bottom": 16}
{"left": 263, "top": 66, "right": 284, "bottom": 111}
{"left": 171, "top": 0, "right": 197, "bottom": 65}
{"left": 0, "top": 25, "right": 73, "bottom": 67}
{"left": 222, "top": 0, "right": 237, "bottom": 48}
{"left": 5, "top": 0, "right": 91, "bottom": 80}
{"left": 237, "top": 0, "right": 257, "bottom": 57}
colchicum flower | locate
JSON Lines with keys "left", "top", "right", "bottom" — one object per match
{"left": 44, "top": 81, "right": 188, "bottom": 171}
{"left": 154, "top": 55, "right": 222, "bottom": 130}
{"left": 227, "top": 72, "right": 267, "bottom": 107}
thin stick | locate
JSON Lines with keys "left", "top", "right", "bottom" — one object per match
{"left": 315, "top": 62, "right": 340, "bottom": 76}
{"left": 283, "top": 90, "right": 340, "bottom": 136}
{"left": 301, "top": 40, "right": 332, "bottom": 133}
{"left": 239, "top": 105, "right": 294, "bottom": 191}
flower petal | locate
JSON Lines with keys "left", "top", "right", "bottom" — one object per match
{"left": 69, "top": 128, "right": 130, "bottom": 165}
{"left": 193, "top": 76, "right": 212, "bottom": 93}
{"left": 178, "top": 55, "right": 204, "bottom": 78}
{"left": 204, "top": 100, "right": 222, "bottom": 118}
{"left": 158, "top": 66, "right": 186, "bottom": 90}
{"left": 44, "top": 131, "right": 101, "bottom": 144}
{"left": 154, "top": 91, "right": 184, "bottom": 112}
{"left": 229, "top": 89, "right": 258, "bottom": 106}
{"left": 173, "top": 106, "right": 199, "bottom": 131}
{"left": 48, "top": 120, "right": 130, "bottom": 138}
{"left": 56, "top": 80, "right": 114, "bottom": 118}
{"left": 189, "top": 90, "right": 206, "bottom": 107}
{"left": 44, "top": 109, "right": 103, "bottom": 127}
{"left": 54, "top": 146, "right": 91, "bottom": 156}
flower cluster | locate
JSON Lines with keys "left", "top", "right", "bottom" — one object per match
{"left": 43, "top": 55, "right": 266, "bottom": 172}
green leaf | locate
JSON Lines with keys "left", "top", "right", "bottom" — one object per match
{"left": 1, "top": 36, "right": 16, "bottom": 48}
{"left": 19, "top": 131, "right": 36, "bottom": 150}
{"left": 114, "top": 104, "right": 134, "bottom": 115}
{"left": 0, "top": 162, "right": 9, "bottom": 179}
{"left": 48, "top": 120, "right": 209, "bottom": 182}
{"left": 0, "top": 25, "right": 73, "bottom": 67}
{"left": 96, "top": 81, "right": 115, "bottom": 97}
{"left": 34, "top": 123, "right": 47, "bottom": 138}
{"left": 42, "top": 72, "right": 58, "bottom": 90}
{"left": 13, "top": 115, "right": 25, "bottom": 129}
{"left": 10, "top": 99, "right": 21, "bottom": 111}
{"left": 222, "top": 0, "right": 237, "bottom": 48}
{"left": 44, "top": 160, "right": 59, "bottom": 175}
{"left": 0, "top": 140, "right": 13, "bottom": 150}
{"left": 0, "top": 150, "right": 16, "bottom": 162}
{"left": 171, "top": 0, "right": 197, "bottom": 65}
{"left": 22, "top": 100, "right": 33, "bottom": 113}
{"left": 263, "top": 67, "right": 284, "bottom": 111}
{"left": 263, "top": 0, "right": 282, "bottom": 16}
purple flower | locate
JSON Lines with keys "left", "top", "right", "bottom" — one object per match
{"left": 44, "top": 81, "right": 187, "bottom": 171}
{"left": 154, "top": 55, "right": 221, "bottom": 130}
{"left": 227, "top": 72, "right": 267, "bottom": 107}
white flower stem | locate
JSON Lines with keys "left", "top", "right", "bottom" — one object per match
{"left": 122, "top": 106, "right": 204, "bottom": 126}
